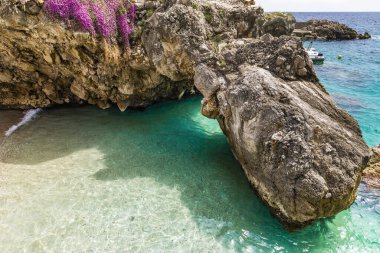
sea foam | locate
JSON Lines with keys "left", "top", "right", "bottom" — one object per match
{"left": 4, "top": 109, "right": 42, "bottom": 137}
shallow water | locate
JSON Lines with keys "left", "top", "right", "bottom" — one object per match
{"left": 0, "top": 97, "right": 379, "bottom": 252}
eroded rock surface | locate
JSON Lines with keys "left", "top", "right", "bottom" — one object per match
{"left": 0, "top": 1, "right": 193, "bottom": 110}
{"left": 263, "top": 12, "right": 296, "bottom": 37}
{"left": 363, "top": 146, "right": 380, "bottom": 188}
{"left": 0, "top": 0, "right": 371, "bottom": 228}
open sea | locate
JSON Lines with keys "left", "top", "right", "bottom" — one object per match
{"left": 0, "top": 13, "right": 379, "bottom": 252}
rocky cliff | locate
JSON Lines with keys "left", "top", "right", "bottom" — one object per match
{"left": 0, "top": 0, "right": 371, "bottom": 228}
{"left": 0, "top": 0, "right": 196, "bottom": 110}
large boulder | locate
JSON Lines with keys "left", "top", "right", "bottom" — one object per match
{"left": 195, "top": 36, "right": 370, "bottom": 227}
{"left": 212, "top": 65, "right": 369, "bottom": 227}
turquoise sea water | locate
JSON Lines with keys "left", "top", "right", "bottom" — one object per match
{"left": 0, "top": 13, "right": 379, "bottom": 253}
{"left": 294, "top": 12, "right": 380, "bottom": 146}
{"left": 1, "top": 98, "right": 379, "bottom": 252}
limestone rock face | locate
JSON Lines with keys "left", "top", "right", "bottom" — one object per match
{"left": 363, "top": 146, "right": 380, "bottom": 188}
{"left": 0, "top": 0, "right": 371, "bottom": 228}
{"left": 0, "top": 2, "right": 193, "bottom": 109}
{"left": 142, "top": 0, "right": 265, "bottom": 76}
{"left": 263, "top": 12, "right": 296, "bottom": 37}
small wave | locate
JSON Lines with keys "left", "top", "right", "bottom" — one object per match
{"left": 372, "top": 35, "right": 380, "bottom": 40}
{"left": 4, "top": 109, "right": 42, "bottom": 137}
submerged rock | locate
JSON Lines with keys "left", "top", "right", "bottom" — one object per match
{"left": 0, "top": 0, "right": 371, "bottom": 228}
{"left": 293, "top": 20, "right": 371, "bottom": 40}
{"left": 358, "top": 32, "right": 371, "bottom": 40}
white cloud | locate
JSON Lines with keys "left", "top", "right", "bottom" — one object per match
{"left": 256, "top": 0, "right": 380, "bottom": 12}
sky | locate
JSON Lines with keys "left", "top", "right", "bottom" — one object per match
{"left": 256, "top": 0, "right": 380, "bottom": 12}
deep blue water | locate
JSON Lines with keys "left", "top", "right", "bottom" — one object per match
{"left": 294, "top": 12, "right": 380, "bottom": 147}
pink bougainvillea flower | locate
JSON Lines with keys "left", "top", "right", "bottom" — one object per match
{"left": 43, "top": 0, "right": 135, "bottom": 46}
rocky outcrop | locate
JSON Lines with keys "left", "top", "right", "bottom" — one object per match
{"left": 263, "top": 12, "right": 296, "bottom": 37}
{"left": 140, "top": 1, "right": 369, "bottom": 227}
{"left": 293, "top": 20, "right": 371, "bottom": 40}
{"left": 192, "top": 34, "right": 369, "bottom": 227}
{"left": 363, "top": 146, "right": 380, "bottom": 188}
{"left": 0, "top": 0, "right": 371, "bottom": 228}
